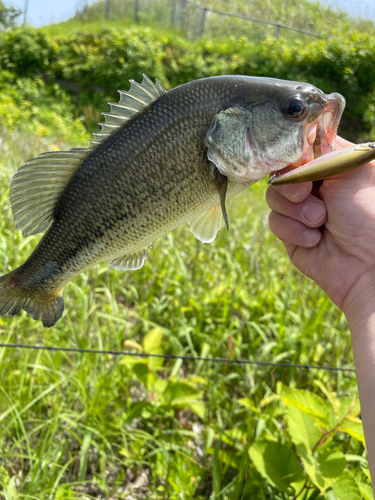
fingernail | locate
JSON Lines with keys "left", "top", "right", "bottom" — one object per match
{"left": 303, "top": 229, "right": 320, "bottom": 246}
{"left": 302, "top": 202, "right": 326, "bottom": 224}
{"left": 283, "top": 184, "right": 302, "bottom": 199}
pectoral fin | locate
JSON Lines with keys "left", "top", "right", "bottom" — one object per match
{"left": 213, "top": 168, "right": 229, "bottom": 231}
{"left": 189, "top": 205, "right": 222, "bottom": 243}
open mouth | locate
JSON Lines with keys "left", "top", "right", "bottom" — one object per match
{"left": 313, "top": 92, "right": 346, "bottom": 158}
{"left": 298, "top": 92, "right": 345, "bottom": 167}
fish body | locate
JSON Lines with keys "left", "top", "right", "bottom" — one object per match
{"left": 0, "top": 75, "right": 345, "bottom": 327}
{"left": 269, "top": 142, "right": 375, "bottom": 185}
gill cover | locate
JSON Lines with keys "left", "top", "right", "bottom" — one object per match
{"left": 205, "top": 103, "right": 304, "bottom": 184}
{"left": 205, "top": 106, "right": 253, "bottom": 183}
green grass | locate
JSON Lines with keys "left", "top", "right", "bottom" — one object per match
{"left": 0, "top": 130, "right": 366, "bottom": 499}
{"left": 71, "top": 0, "right": 373, "bottom": 40}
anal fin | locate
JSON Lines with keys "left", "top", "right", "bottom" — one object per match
{"left": 108, "top": 246, "right": 148, "bottom": 271}
{"left": 189, "top": 205, "right": 222, "bottom": 243}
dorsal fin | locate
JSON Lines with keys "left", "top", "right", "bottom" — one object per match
{"left": 90, "top": 74, "right": 166, "bottom": 148}
{"left": 10, "top": 149, "right": 90, "bottom": 235}
{"left": 10, "top": 75, "right": 167, "bottom": 236}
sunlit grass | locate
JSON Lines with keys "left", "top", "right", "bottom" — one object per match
{"left": 0, "top": 131, "right": 360, "bottom": 499}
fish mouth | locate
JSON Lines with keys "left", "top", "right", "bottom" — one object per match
{"left": 313, "top": 92, "right": 346, "bottom": 158}
{"left": 290, "top": 92, "right": 346, "bottom": 168}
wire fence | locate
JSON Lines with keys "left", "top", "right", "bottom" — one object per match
{"left": 176, "top": 1, "right": 323, "bottom": 39}
{"left": 76, "top": 0, "right": 324, "bottom": 40}
{"left": 0, "top": 343, "right": 356, "bottom": 374}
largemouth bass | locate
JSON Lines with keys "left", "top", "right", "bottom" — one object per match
{"left": 0, "top": 75, "right": 345, "bottom": 327}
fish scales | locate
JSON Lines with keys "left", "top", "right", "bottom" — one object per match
{"left": 0, "top": 75, "right": 345, "bottom": 326}
{"left": 10, "top": 80, "right": 236, "bottom": 295}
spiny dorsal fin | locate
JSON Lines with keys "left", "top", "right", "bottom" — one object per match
{"left": 10, "top": 75, "right": 167, "bottom": 236}
{"left": 108, "top": 246, "right": 148, "bottom": 271}
{"left": 10, "top": 149, "right": 89, "bottom": 236}
{"left": 90, "top": 74, "right": 166, "bottom": 148}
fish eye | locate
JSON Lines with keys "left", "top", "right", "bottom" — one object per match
{"left": 284, "top": 98, "right": 307, "bottom": 120}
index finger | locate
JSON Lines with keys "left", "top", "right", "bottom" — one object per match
{"left": 269, "top": 178, "right": 313, "bottom": 203}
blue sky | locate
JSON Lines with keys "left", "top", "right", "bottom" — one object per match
{"left": 4, "top": 0, "right": 375, "bottom": 27}
{"left": 4, "top": 0, "right": 79, "bottom": 26}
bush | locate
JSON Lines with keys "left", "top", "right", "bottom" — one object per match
{"left": 0, "top": 70, "right": 88, "bottom": 144}
{"left": 0, "top": 24, "right": 374, "bottom": 142}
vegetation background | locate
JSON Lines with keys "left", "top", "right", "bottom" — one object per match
{"left": 0, "top": 0, "right": 374, "bottom": 498}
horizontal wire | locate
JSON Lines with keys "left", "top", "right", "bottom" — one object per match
{"left": 0, "top": 343, "right": 356, "bottom": 373}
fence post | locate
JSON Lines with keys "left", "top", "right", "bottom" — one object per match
{"left": 23, "top": 0, "right": 28, "bottom": 26}
{"left": 275, "top": 24, "right": 281, "bottom": 39}
{"left": 171, "top": 2, "right": 177, "bottom": 26}
{"left": 105, "top": 0, "right": 110, "bottom": 19}
{"left": 135, "top": 0, "right": 140, "bottom": 23}
{"left": 180, "top": 0, "right": 186, "bottom": 30}
{"left": 198, "top": 7, "right": 207, "bottom": 38}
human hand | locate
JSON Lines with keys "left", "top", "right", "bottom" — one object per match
{"left": 266, "top": 136, "right": 375, "bottom": 322}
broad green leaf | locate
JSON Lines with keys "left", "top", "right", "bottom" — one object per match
{"left": 143, "top": 328, "right": 164, "bottom": 369}
{"left": 287, "top": 404, "right": 321, "bottom": 453}
{"left": 249, "top": 440, "right": 304, "bottom": 493}
{"left": 359, "top": 482, "right": 374, "bottom": 500}
{"left": 361, "top": 466, "right": 372, "bottom": 483}
{"left": 338, "top": 418, "right": 365, "bottom": 444}
{"left": 281, "top": 389, "right": 334, "bottom": 428}
{"left": 132, "top": 362, "right": 149, "bottom": 385}
{"left": 318, "top": 451, "right": 345, "bottom": 479}
{"left": 314, "top": 380, "right": 340, "bottom": 419}
{"left": 297, "top": 448, "right": 345, "bottom": 492}
{"left": 337, "top": 397, "right": 361, "bottom": 421}
{"left": 186, "top": 401, "right": 206, "bottom": 420}
{"left": 332, "top": 470, "right": 361, "bottom": 500}
{"left": 143, "top": 327, "right": 163, "bottom": 353}
{"left": 153, "top": 378, "right": 168, "bottom": 394}
{"left": 161, "top": 380, "right": 204, "bottom": 417}
{"left": 327, "top": 489, "right": 337, "bottom": 500}
{"left": 162, "top": 380, "right": 202, "bottom": 405}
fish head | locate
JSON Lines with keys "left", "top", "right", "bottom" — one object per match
{"left": 205, "top": 79, "right": 345, "bottom": 182}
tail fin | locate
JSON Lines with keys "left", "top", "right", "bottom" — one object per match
{"left": 0, "top": 267, "right": 64, "bottom": 328}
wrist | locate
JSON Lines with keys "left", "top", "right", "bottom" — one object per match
{"left": 342, "top": 269, "right": 375, "bottom": 331}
